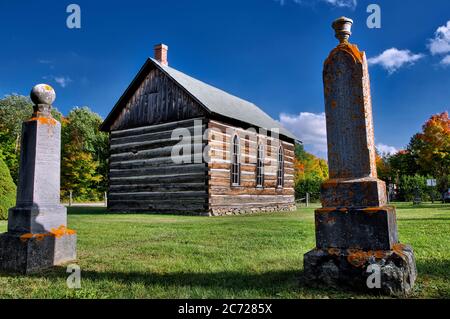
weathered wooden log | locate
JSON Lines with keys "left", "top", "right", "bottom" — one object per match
{"left": 109, "top": 191, "right": 207, "bottom": 200}
{"left": 109, "top": 163, "right": 206, "bottom": 178}
{"left": 111, "top": 124, "right": 205, "bottom": 145}
{"left": 110, "top": 182, "right": 206, "bottom": 193}
{"left": 109, "top": 172, "right": 205, "bottom": 185}
{"left": 110, "top": 143, "right": 206, "bottom": 162}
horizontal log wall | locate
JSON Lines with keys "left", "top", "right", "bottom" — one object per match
{"left": 108, "top": 118, "right": 208, "bottom": 214}
{"left": 207, "top": 120, "right": 296, "bottom": 215}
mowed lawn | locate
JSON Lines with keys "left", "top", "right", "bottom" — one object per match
{"left": 0, "top": 202, "right": 449, "bottom": 299}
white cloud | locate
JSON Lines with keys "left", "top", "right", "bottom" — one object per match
{"left": 376, "top": 143, "right": 398, "bottom": 156}
{"left": 368, "top": 48, "right": 424, "bottom": 73}
{"left": 279, "top": 112, "right": 327, "bottom": 158}
{"left": 441, "top": 55, "right": 450, "bottom": 66}
{"left": 279, "top": 112, "right": 400, "bottom": 159}
{"left": 428, "top": 21, "right": 450, "bottom": 66}
{"left": 43, "top": 75, "right": 72, "bottom": 88}
{"left": 428, "top": 20, "right": 450, "bottom": 56}
{"left": 54, "top": 76, "right": 72, "bottom": 88}
{"left": 323, "top": 0, "right": 356, "bottom": 8}
{"left": 276, "top": 0, "right": 357, "bottom": 9}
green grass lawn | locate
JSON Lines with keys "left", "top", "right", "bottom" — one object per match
{"left": 0, "top": 202, "right": 449, "bottom": 299}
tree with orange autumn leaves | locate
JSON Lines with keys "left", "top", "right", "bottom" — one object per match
{"left": 294, "top": 144, "right": 328, "bottom": 200}
{"left": 411, "top": 112, "right": 450, "bottom": 180}
{"left": 377, "top": 111, "right": 450, "bottom": 194}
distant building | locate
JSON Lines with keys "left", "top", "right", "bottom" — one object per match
{"left": 100, "top": 44, "right": 298, "bottom": 215}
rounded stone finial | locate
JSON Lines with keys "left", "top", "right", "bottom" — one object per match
{"left": 30, "top": 84, "right": 56, "bottom": 105}
{"left": 332, "top": 17, "right": 353, "bottom": 43}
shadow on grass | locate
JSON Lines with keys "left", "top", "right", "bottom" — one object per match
{"left": 67, "top": 207, "right": 109, "bottom": 215}
{"left": 67, "top": 207, "right": 209, "bottom": 217}
{"left": 0, "top": 267, "right": 349, "bottom": 297}
{"left": 416, "top": 259, "right": 450, "bottom": 281}
{"left": 5, "top": 261, "right": 448, "bottom": 297}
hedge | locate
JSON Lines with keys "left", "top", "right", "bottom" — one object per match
{"left": 0, "top": 156, "right": 16, "bottom": 220}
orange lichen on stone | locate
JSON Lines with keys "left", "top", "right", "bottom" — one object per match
{"left": 19, "top": 233, "right": 33, "bottom": 242}
{"left": 346, "top": 248, "right": 387, "bottom": 268}
{"left": 328, "top": 248, "right": 341, "bottom": 256}
{"left": 50, "top": 225, "right": 77, "bottom": 238}
{"left": 18, "top": 225, "right": 76, "bottom": 242}
{"left": 393, "top": 243, "right": 407, "bottom": 258}
{"left": 325, "top": 216, "right": 337, "bottom": 224}
{"left": 35, "top": 234, "right": 46, "bottom": 241}
{"left": 324, "top": 42, "right": 364, "bottom": 67}
{"left": 331, "top": 100, "right": 337, "bottom": 109}
{"left": 373, "top": 250, "right": 386, "bottom": 259}
{"left": 347, "top": 249, "right": 369, "bottom": 267}
{"left": 28, "top": 116, "right": 57, "bottom": 126}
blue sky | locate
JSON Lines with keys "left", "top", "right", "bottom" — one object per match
{"left": 0, "top": 0, "right": 449, "bottom": 158}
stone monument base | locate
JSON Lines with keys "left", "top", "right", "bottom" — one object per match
{"left": 314, "top": 206, "right": 399, "bottom": 251}
{"left": 0, "top": 231, "right": 77, "bottom": 274}
{"left": 303, "top": 244, "right": 417, "bottom": 296}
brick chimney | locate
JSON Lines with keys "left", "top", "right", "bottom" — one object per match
{"left": 154, "top": 43, "right": 168, "bottom": 66}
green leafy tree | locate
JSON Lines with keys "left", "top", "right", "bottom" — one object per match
{"left": 294, "top": 175, "right": 323, "bottom": 202}
{"left": 0, "top": 153, "right": 16, "bottom": 220}
{"left": 293, "top": 144, "right": 328, "bottom": 200}
{"left": 388, "top": 150, "right": 420, "bottom": 179}
{"left": 0, "top": 95, "right": 33, "bottom": 183}
{"left": 0, "top": 94, "right": 62, "bottom": 183}
{"left": 397, "top": 174, "right": 441, "bottom": 202}
{"left": 61, "top": 107, "right": 108, "bottom": 201}
{"left": 61, "top": 145, "right": 103, "bottom": 201}
{"left": 376, "top": 153, "right": 392, "bottom": 183}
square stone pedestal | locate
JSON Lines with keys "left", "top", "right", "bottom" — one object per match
{"left": 304, "top": 206, "right": 417, "bottom": 296}
{"left": 315, "top": 206, "right": 398, "bottom": 251}
{"left": 321, "top": 178, "right": 387, "bottom": 208}
{"left": 8, "top": 205, "right": 68, "bottom": 234}
{"left": 0, "top": 231, "right": 77, "bottom": 274}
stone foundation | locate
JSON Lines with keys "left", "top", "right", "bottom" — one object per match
{"left": 209, "top": 204, "right": 296, "bottom": 216}
{"left": 108, "top": 204, "right": 297, "bottom": 216}
{"left": 0, "top": 231, "right": 77, "bottom": 274}
{"left": 303, "top": 244, "right": 417, "bottom": 296}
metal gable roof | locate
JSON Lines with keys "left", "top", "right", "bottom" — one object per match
{"left": 101, "top": 58, "right": 298, "bottom": 141}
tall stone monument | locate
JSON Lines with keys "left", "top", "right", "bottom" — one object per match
{"left": 303, "top": 18, "right": 417, "bottom": 295}
{"left": 0, "top": 84, "right": 77, "bottom": 274}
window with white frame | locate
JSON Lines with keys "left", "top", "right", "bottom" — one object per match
{"left": 277, "top": 146, "right": 284, "bottom": 188}
{"left": 231, "top": 135, "right": 240, "bottom": 186}
{"left": 256, "top": 143, "right": 264, "bottom": 187}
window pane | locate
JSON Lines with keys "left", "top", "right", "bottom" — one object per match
{"left": 231, "top": 135, "right": 240, "bottom": 186}
{"left": 277, "top": 146, "right": 284, "bottom": 188}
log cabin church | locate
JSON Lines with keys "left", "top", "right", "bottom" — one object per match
{"left": 100, "top": 44, "right": 298, "bottom": 216}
